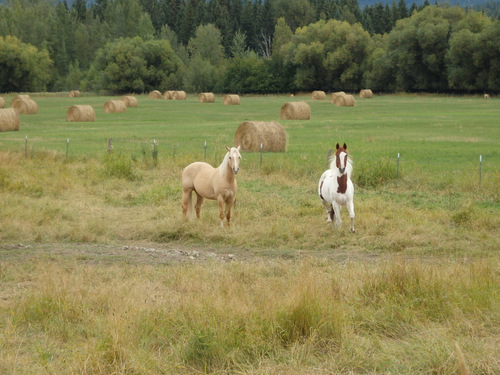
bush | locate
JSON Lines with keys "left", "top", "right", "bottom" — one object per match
{"left": 0, "top": 36, "right": 53, "bottom": 92}
{"left": 102, "top": 152, "right": 136, "bottom": 180}
{"left": 87, "top": 37, "right": 183, "bottom": 93}
{"left": 354, "top": 158, "right": 398, "bottom": 188}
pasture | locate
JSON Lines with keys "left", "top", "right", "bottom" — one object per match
{"left": 0, "top": 93, "right": 499, "bottom": 374}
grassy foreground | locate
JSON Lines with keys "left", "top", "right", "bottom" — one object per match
{"left": 1, "top": 255, "right": 499, "bottom": 374}
{"left": 0, "top": 93, "right": 499, "bottom": 373}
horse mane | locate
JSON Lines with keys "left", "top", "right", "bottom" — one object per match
{"left": 328, "top": 155, "right": 353, "bottom": 177}
{"left": 218, "top": 151, "right": 230, "bottom": 176}
{"left": 346, "top": 157, "right": 353, "bottom": 177}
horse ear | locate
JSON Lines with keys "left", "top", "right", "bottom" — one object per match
{"left": 336, "top": 143, "right": 340, "bottom": 150}
{"left": 343, "top": 143, "right": 347, "bottom": 150}
{"left": 237, "top": 145, "right": 241, "bottom": 151}
{"left": 226, "top": 146, "right": 230, "bottom": 152}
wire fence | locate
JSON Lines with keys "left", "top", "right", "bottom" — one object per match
{"left": 7, "top": 134, "right": 496, "bottom": 193}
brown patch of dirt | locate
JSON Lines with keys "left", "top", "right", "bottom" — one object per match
{"left": 0, "top": 242, "right": 386, "bottom": 266}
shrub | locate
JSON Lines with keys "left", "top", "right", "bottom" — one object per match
{"left": 102, "top": 152, "right": 136, "bottom": 180}
{"left": 354, "top": 158, "right": 398, "bottom": 188}
{"left": 0, "top": 36, "right": 53, "bottom": 92}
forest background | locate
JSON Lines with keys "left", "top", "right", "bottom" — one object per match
{"left": 1, "top": 0, "right": 500, "bottom": 95}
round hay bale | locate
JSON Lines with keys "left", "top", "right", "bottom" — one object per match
{"left": 164, "top": 91, "right": 175, "bottom": 99}
{"left": 0, "top": 108, "right": 20, "bottom": 132}
{"left": 234, "top": 121, "right": 287, "bottom": 152}
{"left": 224, "top": 94, "right": 241, "bottom": 105}
{"left": 120, "top": 95, "right": 138, "bottom": 107}
{"left": 69, "top": 90, "right": 82, "bottom": 97}
{"left": 334, "top": 94, "right": 356, "bottom": 107}
{"left": 149, "top": 90, "right": 162, "bottom": 99}
{"left": 0, "top": 97, "right": 5, "bottom": 108}
{"left": 173, "top": 91, "right": 187, "bottom": 100}
{"left": 104, "top": 100, "right": 127, "bottom": 113}
{"left": 329, "top": 92, "right": 346, "bottom": 103}
{"left": 312, "top": 91, "right": 326, "bottom": 100}
{"left": 280, "top": 101, "right": 311, "bottom": 120}
{"left": 359, "top": 89, "right": 373, "bottom": 98}
{"left": 12, "top": 95, "right": 30, "bottom": 102}
{"left": 199, "top": 92, "right": 215, "bottom": 103}
{"left": 11, "top": 98, "right": 38, "bottom": 114}
{"left": 66, "top": 105, "right": 96, "bottom": 122}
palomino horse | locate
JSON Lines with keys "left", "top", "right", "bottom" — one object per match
{"left": 318, "top": 143, "right": 355, "bottom": 232}
{"left": 182, "top": 146, "right": 241, "bottom": 227}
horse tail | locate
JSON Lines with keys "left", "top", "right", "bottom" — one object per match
{"left": 181, "top": 166, "right": 195, "bottom": 219}
{"left": 185, "top": 190, "right": 194, "bottom": 219}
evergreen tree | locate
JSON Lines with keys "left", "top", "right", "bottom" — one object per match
{"left": 93, "top": 0, "right": 108, "bottom": 21}
{"left": 240, "top": 0, "right": 256, "bottom": 50}
{"left": 384, "top": 4, "right": 393, "bottom": 31}
{"left": 72, "top": 0, "right": 87, "bottom": 22}
{"left": 346, "top": 0, "right": 363, "bottom": 23}
{"left": 362, "top": 11, "right": 374, "bottom": 35}
{"left": 179, "top": 0, "right": 198, "bottom": 45}
{"left": 409, "top": 2, "right": 418, "bottom": 14}
{"left": 371, "top": 3, "right": 386, "bottom": 34}
{"left": 207, "top": 0, "right": 232, "bottom": 54}
{"left": 139, "top": 0, "right": 162, "bottom": 33}
{"left": 50, "top": 1, "right": 74, "bottom": 78}
{"left": 228, "top": 0, "right": 243, "bottom": 35}
{"left": 166, "top": 0, "right": 183, "bottom": 36}
{"left": 261, "top": 0, "right": 276, "bottom": 40}
{"left": 391, "top": 0, "right": 400, "bottom": 26}
{"left": 398, "top": 0, "right": 408, "bottom": 19}
{"left": 274, "top": 0, "right": 315, "bottom": 31}
{"left": 230, "top": 30, "right": 248, "bottom": 57}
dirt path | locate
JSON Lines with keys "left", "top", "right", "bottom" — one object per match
{"left": 1, "top": 242, "right": 386, "bottom": 265}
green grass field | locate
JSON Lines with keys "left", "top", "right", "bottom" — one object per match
{"left": 2, "top": 93, "right": 499, "bottom": 172}
{"left": 0, "top": 92, "right": 499, "bottom": 374}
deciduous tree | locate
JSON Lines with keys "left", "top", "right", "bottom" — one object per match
{"left": 0, "top": 35, "right": 53, "bottom": 92}
{"left": 284, "top": 19, "right": 372, "bottom": 91}
{"left": 88, "top": 36, "right": 182, "bottom": 93}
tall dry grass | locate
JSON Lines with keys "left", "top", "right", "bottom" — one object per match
{"left": 0, "top": 148, "right": 499, "bottom": 373}
{"left": 0, "top": 150, "right": 498, "bottom": 256}
{"left": 1, "top": 257, "right": 499, "bottom": 374}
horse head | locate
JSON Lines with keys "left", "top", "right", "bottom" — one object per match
{"left": 335, "top": 143, "right": 348, "bottom": 175}
{"left": 226, "top": 146, "right": 241, "bottom": 174}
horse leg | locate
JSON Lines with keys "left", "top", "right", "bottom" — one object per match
{"left": 182, "top": 189, "right": 192, "bottom": 219}
{"left": 347, "top": 200, "right": 355, "bottom": 233}
{"left": 321, "top": 199, "right": 333, "bottom": 223}
{"left": 332, "top": 202, "right": 342, "bottom": 227}
{"left": 217, "top": 195, "right": 225, "bottom": 227}
{"left": 225, "top": 198, "right": 235, "bottom": 227}
{"left": 195, "top": 193, "right": 204, "bottom": 219}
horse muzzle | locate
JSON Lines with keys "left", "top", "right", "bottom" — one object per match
{"left": 233, "top": 167, "right": 239, "bottom": 174}
{"left": 339, "top": 168, "right": 345, "bottom": 174}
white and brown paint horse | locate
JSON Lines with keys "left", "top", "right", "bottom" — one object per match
{"left": 318, "top": 143, "right": 355, "bottom": 232}
{"left": 182, "top": 146, "right": 241, "bottom": 227}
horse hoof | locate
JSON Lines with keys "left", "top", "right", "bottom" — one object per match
{"left": 349, "top": 228, "right": 355, "bottom": 233}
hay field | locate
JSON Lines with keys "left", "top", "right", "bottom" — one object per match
{"left": 0, "top": 93, "right": 499, "bottom": 374}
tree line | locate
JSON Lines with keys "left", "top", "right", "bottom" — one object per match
{"left": 0, "top": 0, "right": 499, "bottom": 94}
